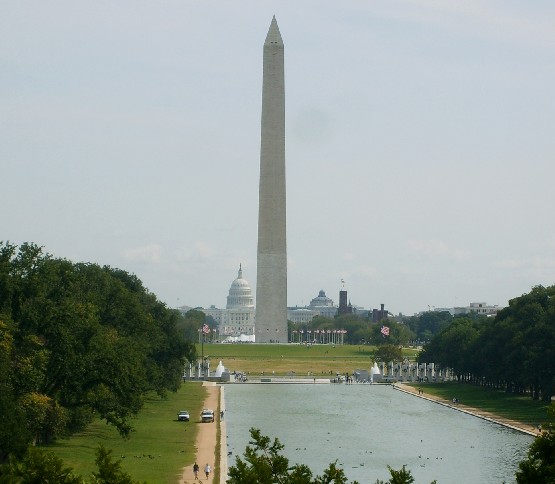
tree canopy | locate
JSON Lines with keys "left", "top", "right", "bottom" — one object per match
{"left": 0, "top": 242, "right": 196, "bottom": 463}
{"left": 419, "top": 285, "right": 555, "bottom": 401}
{"left": 516, "top": 404, "right": 555, "bottom": 483}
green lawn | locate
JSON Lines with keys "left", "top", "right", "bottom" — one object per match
{"left": 49, "top": 382, "right": 206, "bottom": 483}
{"left": 410, "top": 381, "right": 555, "bottom": 427}
{"left": 197, "top": 343, "right": 420, "bottom": 375}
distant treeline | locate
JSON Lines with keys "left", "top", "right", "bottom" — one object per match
{"left": 291, "top": 304, "right": 475, "bottom": 346}
{"left": 419, "top": 285, "right": 555, "bottom": 402}
{"left": 292, "top": 285, "right": 554, "bottom": 403}
{"left": 0, "top": 242, "right": 198, "bottom": 464}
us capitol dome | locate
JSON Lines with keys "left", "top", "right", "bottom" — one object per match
{"left": 226, "top": 265, "right": 254, "bottom": 309}
{"left": 201, "top": 265, "right": 256, "bottom": 341}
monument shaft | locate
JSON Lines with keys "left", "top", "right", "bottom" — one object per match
{"left": 256, "top": 17, "right": 287, "bottom": 343}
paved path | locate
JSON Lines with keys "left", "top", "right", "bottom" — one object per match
{"left": 395, "top": 383, "right": 538, "bottom": 436}
{"left": 180, "top": 383, "right": 220, "bottom": 484}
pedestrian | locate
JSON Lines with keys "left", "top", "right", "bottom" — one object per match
{"left": 220, "top": 410, "right": 224, "bottom": 420}
{"left": 204, "top": 463, "right": 211, "bottom": 479}
{"left": 193, "top": 462, "right": 199, "bottom": 480}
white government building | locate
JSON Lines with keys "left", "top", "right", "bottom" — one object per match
{"left": 199, "top": 267, "right": 340, "bottom": 341}
{"left": 201, "top": 265, "right": 256, "bottom": 341}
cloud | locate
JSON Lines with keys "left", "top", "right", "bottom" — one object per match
{"left": 354, "top": 265, "right": 378, "bottom": 278}
{"left": 122, "top": 244, "right": 163, "bottom": 263}
{"left": 377, "top": 0, "right": 555, "bottom": 47}
{"left": 174, "top": 241, "right": 215, "bottom": 263}
{"left": 495, "top": 259, "right": 525, "bottom": 270}
{"left": 406, "top": 239, "right": 470, "bottom": 261}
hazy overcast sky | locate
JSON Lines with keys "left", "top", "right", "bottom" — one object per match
{"left": 2, "top": 1, "right": 554, "bottom": 315}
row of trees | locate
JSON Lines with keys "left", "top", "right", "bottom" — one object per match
{"left": 420, "top": 285, "right": 555, "bottom": 401}
{"left": 289, "top": 310, "right": 460, "bottom": 347}
{"left": 0, "top": 242, "right": 196, "bottom": 464}
{"left": 290, "top": 314, "right": 416, "bottom": 346}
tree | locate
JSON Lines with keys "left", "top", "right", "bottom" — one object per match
{"left": 375, "top": 466, "right": 416, "bottom": 484}
{"left": 0, "top": 242, "right": 196, "bottom": 458}
{"left": 0, "top": 319, "right": 31, "bottom": 463}
{"left": 0, "top": 446, "right": 82, "bottom": 484}
{"left": 0, "top": 445, "right": 141, "bottom": 483}
{"left": 404, "top": 311, "right": 452, "bottom": 342}
{"left": 374, "top": 344, "right": 403, "bottom": 363}
{"left": 515, "top": 428, "right": 555, "bottom": 483}
{"left": 515, "top": 403, "right": 555, "bottom": 483}
{"left": 418, "top": 318, "right": 482, "bottom": 380}
{"left": 228, "top": 428, "right": 359, "bottom": 484}
{"left": 91, "top": 445, "right": 141, "bottom": 484}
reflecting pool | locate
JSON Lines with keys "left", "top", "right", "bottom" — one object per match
{"left": 224, "top": 384, "right": 533, "bottom": 483}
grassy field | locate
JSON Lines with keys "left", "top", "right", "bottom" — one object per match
{"left": 197, "top": 343, "right": 421, "bottom": 375}
{"left": 49, "top": 382, "right": 206, "bottom": 483}
{"left": 409, "top": 381, "right": 555, "bottom": 427}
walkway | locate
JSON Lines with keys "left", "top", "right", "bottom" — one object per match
{"left": 180, "top": 382, "right": 222, "bottom": 483}
{"left": 395, "top": 383, "right": 538, "bottom": 436}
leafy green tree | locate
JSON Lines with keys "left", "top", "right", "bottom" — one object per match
{"left": 0, "top": 446, "right": 81, "bottom": 484}
{"left": 475, "top": 285, "right": 555, "bottom": 400}
{"left": 0, "top": 319, "right": 31, "bottom": 463}
{"left": 374, "top": 344, "right": 403, "bottom": 363}
{"left": 177, "top": 309, "right": 206, "bottom": 342}
{"left": 228, "top": 428, "right": 359, "bottom": 484}
{"left": 404, "top": 311, "right": 452, "bottom": 342}
{"left": 515, "top": 403, "right": 555, "bottom": 483}
{"left": 418, "top": 318, "right": 482, "bottom": 380}
{"left": 0, "top": 241, "right": 196, "bottom": 458}
{"left": 515, "top": 428, "right": 555, "bottom": 483}
{"left": 91, "top": 445, "right": 142, "bottom": 484}
{"left": 375, "top": 465, "right": 415, "bottom": 484}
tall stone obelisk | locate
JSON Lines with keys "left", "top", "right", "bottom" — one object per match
{"left": 255, "top": 16, "right": 287, "bottom": 343}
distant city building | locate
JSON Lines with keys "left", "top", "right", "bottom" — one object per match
{"left": 372, "top": 303, "right": 389, "bottom": 323}
{"left": 468, "top": 302, "right": 501, "bottom": 316}
{"left": 429, "top": 302, "right": 502, "bottom": 317}
{"left": 338, "top": 289, "right": 353, "bottom": 315}
{"left": 309, "top": 289, "right": 338, "bottom": 318}
{"left": 288, "top": 289, "right": 338, "bottom": 323}
{"left": 200, "top": 265, "right": 255, "bottom": 340}
{"left": 287, "top": 307, "right": 317, "bottom": 324}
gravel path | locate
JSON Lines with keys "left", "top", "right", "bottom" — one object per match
{"left": 180, "top": 383, "right": 220, "bottom": 484}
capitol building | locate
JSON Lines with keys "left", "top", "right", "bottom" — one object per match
{"left": 201, "top": 265, "right": 256, "bottom": 341}
{"left": 198, "top": 266, "right": 342, "bottom": 342}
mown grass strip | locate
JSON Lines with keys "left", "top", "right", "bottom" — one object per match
{"left": 410, "top": 381, "right": 555, "bottom": 427}
{"left": 49, "top": 382, "right": 206, "bottom": 483}
{"left": 197, "top": 343, "right": 420, "bottom": 375}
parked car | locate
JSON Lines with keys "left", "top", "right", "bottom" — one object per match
{"left": 177, "top": 410, "right": 190, "bottom": 421}
{"left": 200, "top": 409, "right": 215, "bottom": 423}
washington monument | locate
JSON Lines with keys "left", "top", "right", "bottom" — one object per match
{"left": 255, "top": 16, "right": 288, "bottom": 343}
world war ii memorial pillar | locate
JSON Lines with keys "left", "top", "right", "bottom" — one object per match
{"left": 255, "top": 16, "right": 288, "bottom": 343}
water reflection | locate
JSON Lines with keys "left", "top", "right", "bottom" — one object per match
{"left": 224, "top": 384, "right": 532, "bottom": 483}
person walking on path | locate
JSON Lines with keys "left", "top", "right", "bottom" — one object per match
{"left": 193, "top": 462, "right": 199, "bottom": 480}
{"left": 204, "top": 463, "right": 211, "bottom": 479}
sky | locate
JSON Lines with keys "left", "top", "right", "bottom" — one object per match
{"left": 2, "top": 1, "right": 554, "bottom": 316}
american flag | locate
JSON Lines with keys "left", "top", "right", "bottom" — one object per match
{"left": 202, "top": 324, "right": 210, "bottom": 334}
{"left": 380, "top": 325, "right": 390, "bottom": 337}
